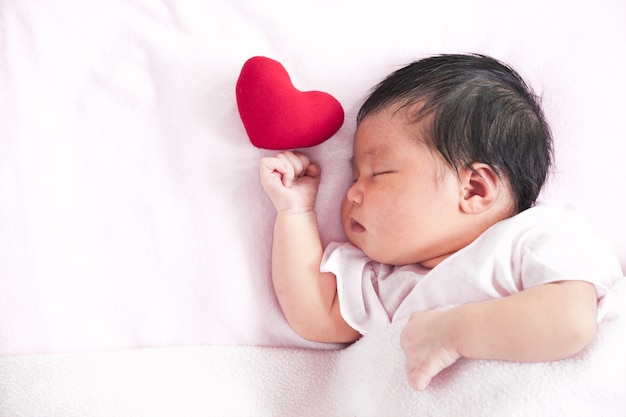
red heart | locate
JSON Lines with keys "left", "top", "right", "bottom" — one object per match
{"left": 236, "top": 56, "right": 344, "bottom": 150}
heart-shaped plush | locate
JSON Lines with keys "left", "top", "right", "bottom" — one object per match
{"left": 236, "top": 56, "right": 344, "bottom": 150}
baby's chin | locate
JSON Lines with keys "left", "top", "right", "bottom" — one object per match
{"left": 350, "top": 240, "right": 442, "bottom": 267}
{"left": 344, "top": 235, "right": 374, "bottom": 259}
{"left": 344, "top": 234, "right": 362, "bottom": 251}
{"left": 343, "top": 228, "right": 416, "bottom": 265}
{"left": 348, "top": 240, "right": 398, "bottom": 265}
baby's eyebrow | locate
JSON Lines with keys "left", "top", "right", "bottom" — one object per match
{"left": 350, "top": 145, "right": 390, "bottom": 168}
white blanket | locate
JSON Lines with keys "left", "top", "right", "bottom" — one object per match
{"left": 2, "top": 278, "right": 625, "bottom": 417}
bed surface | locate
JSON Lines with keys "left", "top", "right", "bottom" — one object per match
{"left": 2, "top": 1, "right": 625, "bottom": 415}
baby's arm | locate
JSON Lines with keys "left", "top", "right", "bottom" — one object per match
{"left": 260, "top": 151, "right": 360, "bottom": 343}
{"left": 400, "top": 280, "right": 597, "bottom": 390}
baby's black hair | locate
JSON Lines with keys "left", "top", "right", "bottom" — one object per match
{"left": 357, "top": 53, "right": 553, "bottom": 212}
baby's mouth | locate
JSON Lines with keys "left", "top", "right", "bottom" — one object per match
{"left": 350, "top": 218, "right": 366, "bottom": 233}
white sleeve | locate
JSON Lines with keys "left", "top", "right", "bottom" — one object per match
{"left": 521, "top": 220, "right": 623, "bottom": 300}
{"left": 320, "top": 242, "right": 393, "bottom": 335}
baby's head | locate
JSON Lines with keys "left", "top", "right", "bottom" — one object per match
{"left": 343, "top": 54, "right": 553, "bottom": 267}
{"left": 358, "top": 53, "right": 553, "bottom": 213}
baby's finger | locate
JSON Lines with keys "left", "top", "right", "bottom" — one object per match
{"left": 259, "top": 155, "right": 287, "bottom": 177}
{"left": 407, "top": 365, "right": 434, "bottom": 391}
{"left": 280, "top": 151, "right": 310, "bottom": 177}
{"left": 305, "top": 162, "right": 321, "bottom": 180}
{"left": 259, "top": 156, "right": 293, "bottom": 187}
{"left": 286, "top": 151, "right": 322, "bottom": 183}
{"left": 273, "top": 153, "right": 298, "bottom": 187}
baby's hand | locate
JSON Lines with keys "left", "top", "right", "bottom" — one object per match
{"left": 400, "top": 309, "right": 461, "bottom": 390}
{"left": 259, "top": 151, "right": 321, "bottom": 213}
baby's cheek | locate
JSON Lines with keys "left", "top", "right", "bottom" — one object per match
{"left": 339, "top": 202, "right": 348, "bottom": 230}
{"left": 340, "top": 197, "right": 350, "bottom": 217}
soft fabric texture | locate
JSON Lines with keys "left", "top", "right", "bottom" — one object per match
{"left": 236, "top": 56, "right": 344, "bottom": 149}
{"left": 1, "top": 0, "right": 624, "bottom": 357}
{"left": 322, "top": 203, "right": 622, "bottom": 335}
{"left": 1, "top": 0, "right": 625, "bottom": 415}
{"left": 1, "top": 278, "right": 625, "bottom": 417}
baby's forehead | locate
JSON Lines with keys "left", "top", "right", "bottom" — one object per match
{"left": 350, "top": 105, "right": 436, "bottom": 160}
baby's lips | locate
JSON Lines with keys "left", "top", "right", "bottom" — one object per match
{"left": 351, "top": 218, "right": 366, "bottom": 233}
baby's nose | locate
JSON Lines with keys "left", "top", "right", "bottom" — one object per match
{"left": 346, "top": 182, "right": 363, "bottom": 205}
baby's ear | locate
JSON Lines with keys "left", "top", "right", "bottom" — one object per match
{"left": 458, "top": 163, "right": 501, "bottom": 214}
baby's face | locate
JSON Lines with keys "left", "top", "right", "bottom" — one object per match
{"left": 341, "top": 108, "right": 464, "bottom": 268}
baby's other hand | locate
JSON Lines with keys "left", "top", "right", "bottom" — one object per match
{"left": 259, "top": 151, "right": 321, "bottom": 213}
{"left": 400, "top": 309, "right": 461, "bottom": 391}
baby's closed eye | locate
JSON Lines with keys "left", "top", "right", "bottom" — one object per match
{"left": 372, "top": 170, "right": 396, "bottom": 177}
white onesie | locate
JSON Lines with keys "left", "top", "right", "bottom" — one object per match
{"left": 320, "top": 203, "right": 623, "bottom": 335}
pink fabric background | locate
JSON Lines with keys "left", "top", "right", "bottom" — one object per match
{"left": 0, "top": 0, "right": 624, "bottom": 357}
